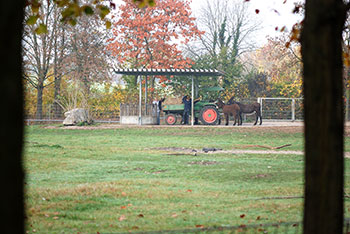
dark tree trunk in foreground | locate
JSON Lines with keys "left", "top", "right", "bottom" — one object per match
{"left": 301, "top": 0, "right": 346, "bottom": 233}
{"left": 0, "top": 0, "right": 25, "bottom": 233}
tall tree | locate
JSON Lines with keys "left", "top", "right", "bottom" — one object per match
{"left": 255, "top": 34, "right": 303, "bottom": 97}
{"left": 63, "top": 14, "right": 112, "bottom": 98}
{"left": 22, "top": 1, "right": 58, "bottom": 119}
{"left": 301, "top": 0, "right": 348, "bottom": 233}
{"left": 186, "top": 0, "right": 260, "bottom": 87}
{"left": 107, "top": 0, "right": 202, "bottom": 89}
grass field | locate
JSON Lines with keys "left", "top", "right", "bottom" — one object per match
{"left": 23, "top": 125, "right": 350, "bottom": 234}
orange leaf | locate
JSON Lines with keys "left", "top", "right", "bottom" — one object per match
{"left": 120, "top": 206, "right": 127, "bottom": 209}
{"left": 195, "top": 225, "right": 204, "bottom": 228}
{"left": 118, "top": 215, "right": 126, "bottom": 221}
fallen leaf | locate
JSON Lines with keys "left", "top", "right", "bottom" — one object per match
{"left": 187, "top": 189, "right": 192, "bottom": 192}
{"left": 120, "top": 206, "right": 127, "bottom": 209}
{"left": 118, "top": 215, "right": 126, "bottom": 221}
{"left": 255, "top": 9, "right": 260, "bottom": 14}
{"left": 121, "top": 192, "right": 127, "bottom": 196}
{"left": 138, "top": 214, "right": 144, "bottom": 218}
{"left": 240, "top": 214, "right": 246, "bottom": 218}
{"left": 195, "top": 225, "right": 204, "bottom": 228}
{"left": 172, "top": 213, "right": 178, "bottom": 218}
{"left": 256, "top": 216, "right": 261, "bottom": 220}
{"left": 128, "top": 203, "right": 132, "bottom": 207}
{"left": 53, "top": 216, "right": 59, "bottom": 220}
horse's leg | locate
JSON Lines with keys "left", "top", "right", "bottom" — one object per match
{"left": 233, "top": 112, "right": 236, "bottom": 126}
{"left": 253, "top": 111, "right": 258, "bottom": 125}
{"left": 239, "top": 112, "right": 243, "bottom": 125}
{"left": 225, "top": 113, "right": 229, "bottom": 126}
{"left": 257, "top": 109, "right": 262, "bottom": 125}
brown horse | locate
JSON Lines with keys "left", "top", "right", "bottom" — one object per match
{"left": 216, "top": 99, "right": 241, "bottom": 126}
{"left": 227, "top": 97, "right": 262, "bottom": 125}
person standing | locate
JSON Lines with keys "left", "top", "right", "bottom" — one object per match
{"left": 182, "top": 95, "right": 200, "bottom": 125}
{"left": 153, "top": 98, "right": 165, "bottom": 125}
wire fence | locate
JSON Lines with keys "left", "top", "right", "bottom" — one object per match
{"left": 112, "top": 218, "right": 350, "bottom": 234}
{"left": 24, "top": 97, "right": 350, "bottom": 124}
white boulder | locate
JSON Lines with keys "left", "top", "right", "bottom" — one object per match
{"left": 63, "top": 108, "right": 91, "bottom": 126}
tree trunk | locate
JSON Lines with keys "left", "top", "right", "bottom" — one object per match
{"left": 0, "top": 1, "right": 25, "bottom": 233}
{"left": 36, "top": 83, "right": 44, "bottom": 119}
{"left": 301, "top": 0, "right": 345, "bottom": 233}
{"left": 53, "top": 77, "right": 63, "bottom": 118}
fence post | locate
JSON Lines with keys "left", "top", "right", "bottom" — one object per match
{"left": 138, "top": 75, "right": 142, "bottom": 125}
{"left": 291, "top": 99, "right": 296, "bottom": 121}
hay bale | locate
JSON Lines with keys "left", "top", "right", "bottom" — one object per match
{"left": 163, "top": 97, "right": 183, "bottom": 105}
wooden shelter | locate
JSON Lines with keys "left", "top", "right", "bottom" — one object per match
{"left": 114, "top": 68, "right": 225, "bottom": 125}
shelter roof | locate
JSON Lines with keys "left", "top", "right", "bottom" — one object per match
{"left": 113, "top": 68, "right": 225, "bottom": 76}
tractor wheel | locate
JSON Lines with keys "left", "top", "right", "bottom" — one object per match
{"left": 199, "top": 106, "right": 219, "bottom": 125}
{"left": 165, "top": 114, "right": 177, "bottom": 125}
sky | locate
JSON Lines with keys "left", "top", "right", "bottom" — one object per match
{"left": 189, "top": 0, "right": 303, "bottom": 45}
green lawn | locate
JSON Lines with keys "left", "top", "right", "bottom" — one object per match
{"left": 23, "top": 125, "right": 350, "bottom": 234}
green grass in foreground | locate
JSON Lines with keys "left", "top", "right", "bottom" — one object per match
{"left": 23, "top": 125, "right": 350, "bottom": 234}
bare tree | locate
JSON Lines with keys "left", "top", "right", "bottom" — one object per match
{"left": 22, "top": 1, "right": 61, "bottom": 119}
{"left": 62, "top": 15, "right": 112, "bottom": 99}
{"left": 185, "top": 0, "right": 261, "bottom": 87}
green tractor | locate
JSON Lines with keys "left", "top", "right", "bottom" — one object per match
{"left": 162, "top": 87, "right": 223, "bottom": 125}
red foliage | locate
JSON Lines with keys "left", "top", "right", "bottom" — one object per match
{"left": 107, "top": 0, "right": 203, "bottom": 79}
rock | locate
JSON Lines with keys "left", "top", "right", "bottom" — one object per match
{"left": 63, "top": 108, "right": 91, "bottom": 126}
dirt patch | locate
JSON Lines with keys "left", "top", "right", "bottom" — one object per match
{"left": 188, "top": 160, "right": 219, "bottom": 166}
{"left": 251, "top": 174, "right": 269, "bottom": 179}
{"left": 152, "top": 146, "right": 350, "bottom": 158}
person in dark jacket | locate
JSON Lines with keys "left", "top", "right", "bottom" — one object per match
{"left": 182, "top": 95, "right": 200, "bottom": 125}
{"left": 153, "top": 98, "right": 165, "bottom": 125}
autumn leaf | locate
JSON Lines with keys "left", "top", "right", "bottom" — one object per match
{"left": 171, "top": 213, "right": 178, "bottom": 218}
{"left": 26, "top": 15, "right": 39, "bottom": 25}
{"left": 256, "top": 216, "right": 261, "bottom": 220}
{"left": 120, "top": 206, "right": 127, "bottom": 209}
{"left": 118, "top": 215, "right": 126, "bottom": 221}
{"left": 104, "top": 21, "right": 111, "bottom": 29}
{"left": 98, "top": 5, "right": 110, "bottom": 20}
{"left": 138, "top": 214, "right": 144, "bottom": 218}
{"left": 35, "top": 24, "right": 48, "bottom": 34}
{"left": 195, "top": 225, "right": 204, "bottom": 228}
{"left": 82, "top": 5, "right": 94, "bottom": 15}
{"left": 187, "top": 189, "right": 192, "bottom": 192}
{"left": 240, "top": 214, "right": 246, "bottom": 218}
{"left": 255, "top": 9, "right": 260, "bottom": 14}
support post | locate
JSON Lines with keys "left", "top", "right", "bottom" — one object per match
{"left": 191, "top": 76, "right": 194, "bottom": 126}
{"left": 291, "top": 99, "right": 296, "bottom": 121}
{"left": 138, "top": 75, "right": 142, "bottom": 125}
{"left": 145, "top": 76, "right": 148, "bottom": 115}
